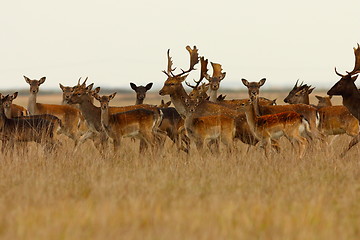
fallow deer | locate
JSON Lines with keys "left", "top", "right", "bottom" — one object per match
{"left": 242, "top": 95, "right": 309, "bottom": 158}
{"left": 0, "top": 94, "right": 61, "bottom": 153}
{"left": 0, "top": 92, "right": 28, "bottom": 118}
{"left": 328, "top": 43, "right": 360, "bottom": 156}
{"left": 130, "top": 82, "right": 153, "bottom": 105}
{"left": 25, "top": 76, "right": 87, "bottom": 145}
{"left": 242, "top": 78, "right": 323, "bottom": 141}
{"left": 93, "top": 92, "right": 162, "bottom": 153}
{"left": 183, "top": 97, "right": 236, "bottom": 154}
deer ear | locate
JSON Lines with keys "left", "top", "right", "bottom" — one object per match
{"left": 130, "top": 83, "right": 137, "bottom": 90}
{"left": 12, "top": 92, "right": 18, "bottom": 100}
{"left": 24, "top": 76, "right": 31, "bottom": 84}
{"left": 241, "top": 78, "right": 249, "bottom": 87}
{"left": 109, "top": 92, "right": 117, "bottom": 100}
{"left": 351, "top": 75, "right": 358, "bottom": 82}
{"left": 59, "top": 83, "right": 65, "bottom": 91}
{"left": 39, "top": 77, "right": 46, "bottom": 85}
{"left": 219, "top": 72, "right": 226, "bottom": 81}
{"left": 308, "top": 87, "right": 315, "bottom": 94}
{"left": 178, "top": 75, "right": 189, "bottom": 82}
{"left": 145, "top": 82, "right": 153, "bottom": 91}
{"left": 94, "top": 87, "right": 100, "bottom": 94}
{"left": 166, "top": 101, "right": 171, "bottom": 107}
{"left": 86, "top": 83, "right": 94, "bottom": 91}
{"left": 93, "top": 93, "right": 101, "bottom": 101}
{"left": 315, "top": 95, "right": 322, "bottom": 100}
{"left": 259, "top": 78, "right": 266, "bottom": 86}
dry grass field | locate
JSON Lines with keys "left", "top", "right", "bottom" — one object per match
{"left": 0, "top": 91, "right": 359, "bottom": 240}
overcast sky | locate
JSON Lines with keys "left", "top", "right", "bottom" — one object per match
{"left": 1, "top": 0, "right": 360, "bottom": 91}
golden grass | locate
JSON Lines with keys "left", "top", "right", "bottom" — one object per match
{"left": 0, "top": 92, "right": 359, "bottom": 240}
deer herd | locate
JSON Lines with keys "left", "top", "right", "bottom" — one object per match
{"left": 1, "top": 44, "right": 360, "bottom": 159}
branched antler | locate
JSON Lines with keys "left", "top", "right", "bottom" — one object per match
{"left": 173, "top": 45, "right": 199, "bottom": 77}
{"left": 347, "top": 43, "right": 360, "bottom": 75}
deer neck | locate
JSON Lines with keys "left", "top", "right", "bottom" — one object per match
{"left": 4, "top": 107, "right": 11, "bottom": 119}
{"left": 209, "top": 89, "right": 217, "bottom": 102}
{"left": 169, "top": 86, "right": 189, "bottom": 117}
{"left": 77, "top": 98, "right": 102, "bottom": 132}
{"left": 27, "top": 93, "right": 37, "bottom": 115}
{"left": 135, "top": 99, "right": 143, "bottom": 105}
{"left": 244, "top": 100, "right": 259, "bottom": 132}
{"left": 341, "top": 90, "right": 360, "bottom": 120}
{"left": 100, "top": 107, "right": 110, "bottom": 130}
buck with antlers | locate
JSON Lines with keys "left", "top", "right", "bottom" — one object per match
{"left": 328, "top": 43, "right": 360, "bottom": 156}
{"left": 130, "top": 82, "right": 153, "bottom": 105}
{"left": 25, "top": 76, "right": 87, "bottom": 145}
{"left": 242, "top": 78, "right": 323, "bottom": 142}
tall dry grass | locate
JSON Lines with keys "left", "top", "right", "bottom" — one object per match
{"left": 0, "top": 91, "right": 359, "bottom": 239}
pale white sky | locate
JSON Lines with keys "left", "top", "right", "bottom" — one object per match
{"left": 1, "top": 0, "right": 360, "bottom": 91}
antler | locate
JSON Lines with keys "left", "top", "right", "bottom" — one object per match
{"left": 185, "top": 79, "right": 204, "bottom": 89}
{"left": 162, "top": 49, "right": 176, "bottom": 77}
{"left": 173, "top": 45, "right": 199, "bottom": 77}
{"left": 204, "top": 62, "right": 226, "bottom": 80}
{"left": 347, "top": 43, "right": 360, "bottom": 75}
{"left": 199, "top": 57, "right": 208, "bottom": 81}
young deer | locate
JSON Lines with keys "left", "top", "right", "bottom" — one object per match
{"left": 25, "top": 76, "right": 87, "bottom": 145}
{"left": 130, "top": 82, "right": 153, "bottom": 105}
{"left": 242, "top": 96, "right": 309, "bottom": 158}
{"left": 315, "top": 95, "right": 332, "bottom": 108}
{"left": 93, "top": 92, "right": 162, "bottom": 153}
{"left": 0, "top": 92, "right": 28, "bottom": 118}
{"left": 328, "top": 43, "right": 360, "bottom": 156}
{"left": 0, "top": 94, "right": 61, "bottom": 153}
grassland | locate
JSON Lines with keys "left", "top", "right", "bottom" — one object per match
{"left": 0, "top": 91, "right": 359, "bottom": 240}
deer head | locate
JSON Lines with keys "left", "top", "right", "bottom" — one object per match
{"left": 328, "top": 44, "right": 360, "bottom": 97}
{"left": 284, "top": 80, "right": 315, "bottom": 104}
{"left": 93, "top": 93, "right": 117, "bottom": 110}
{"left": 159, "top": 46, "right": 199, "bottom": 96}
{"left": 24, "top": 76, "right": 46, "bottom": 94}
{"left": 1, "top": 92, "right": 18, "bottom": 109}
{"left": 60, "top": 77, "right": 89, "bottom": 102}
{"left": 130, "top": 82, "right": 153, "bottom": 104}
{"left": 204, "top": 61, "right": 226, "bottom": 91}
{"left": 241, "top": 78, "right": 266, "bottom": 98}
{"left": 158, "top": 100, "right": 172, "bottom": 108}
{"left": 67, "top": 83, "right": 95, "bottom": 105}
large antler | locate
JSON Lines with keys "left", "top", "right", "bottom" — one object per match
{"left": 173, "top": 45, "right": 199, "bottom": 77}
{"left": 204, "top": 62, "right": 226, "bottom": 81}
{"left": 335, "top": 43, "right": 360, "bottom": 77}
{"left": 199, "top": 57, "right": 208, "bottom": 81}
{"left": 347, "top": 43, "right": 360, "bottom": 75}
